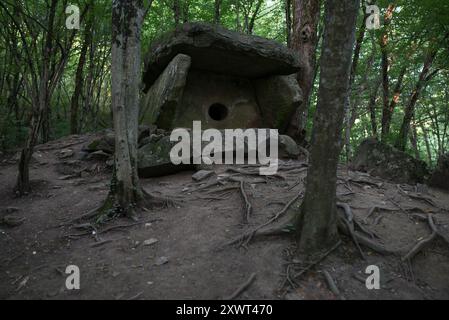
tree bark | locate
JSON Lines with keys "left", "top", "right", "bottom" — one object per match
{"left": 287, "top": 0, "right": 321, "bottom": 143}
{"left": 395, "top": 50, "right": 438, "bottom": 151}
{"left": 380, "top": 4, "right": 395, "bottom": 142}
{"left": 214, "top": 0, "right": 222, "bottom": 24}
{"left": 285, "top": 0, "right": 292, "bottom": 47}
{"left": 70, "top": 17, "right": 93, "bottom": 135}
{"left": 296, "top": 0, "right": 360, "bottom": 256}
{"left": 108, "top": 0, "right": 145, "bottom": 215}
{"left": 381, "top": 65, "right": 407, "bottom": 140}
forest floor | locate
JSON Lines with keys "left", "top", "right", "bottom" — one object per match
{"left": 0, "top": 133, "right": 449, "bottom": 300}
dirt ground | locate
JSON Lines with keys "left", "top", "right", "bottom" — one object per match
{"left": 1, "top": 134, "right": 449, "bottom": 300}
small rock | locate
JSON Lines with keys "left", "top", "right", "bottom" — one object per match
{"left": 1, "top": 216, "right": 25, "bottom": 227}
{"left": 192, "top": 170, "right": 214, "bottom": 181}
{"left": 143, "top": 238, "right": 158, "bottom": 246}
{"left": 154, "top": 256, "right": 169, "bottom": 266}
{"left": 4, "top": 207, "right": 19, "bottom": 214}
{"left": 144, "top": 223, "right": 152, "bottom": 228}
{"left": 58, "top": 149, "right": 74, "bottom": 159}
{"left": 112, "top": 271, "right": 120, "bottom": 278}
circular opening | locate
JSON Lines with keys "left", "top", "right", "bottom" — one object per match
{"left": 208, "top": 103, "right": 228, "bottom": 121}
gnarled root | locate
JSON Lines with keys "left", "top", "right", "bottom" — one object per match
{"left": 402, "top": 214, "right": 448, "bottom": 261}
{"left": 223, "top": 192, "right": 303, "bottom": 247}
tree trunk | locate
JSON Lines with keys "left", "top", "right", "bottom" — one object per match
{"left": 296, "top": 0, "right": 360, "bottom": 256}
{"left": 395, "top": 50, "right": 437, "bottom": 151}
{"left": 15, "top": 0, "right": 57, "bottom": 194}
{"left": 173, "top": 0, "right": 181, "bottom": 26}
{"left": 381, "top": 65, "right": 407, "bottom": 140}
{"left": 380, "top": 4, "right": 396, "bottom": 142}
{"left": 285, "top": 0, "right": 292, "bottom": 47}
{"left": 214, "top": 0, "right": 221, "bottom": 24}
{"left": 368, "top": 77, "right": 382, "bottom": 138}
{"left": 107, "top": 0, "right": 145, "bottom": 216}
{"left": 70, "top": 17, "right": 93, "bottom": 135}
{"left": 343, "top": 8, "right": 374, "bottom": 160}
{"left": 287, "top": 0, "right": 321, "bottom": 143}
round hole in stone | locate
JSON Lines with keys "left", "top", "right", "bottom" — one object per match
{"left": 208, "top": 103, "right": 228, "bottom": 121}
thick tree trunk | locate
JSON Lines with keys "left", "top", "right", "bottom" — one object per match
{"left": 287, "top": 0, "right": 321, "bottom": 143}
{"left": 109, "top": 0, "right": 144, "bottom": 214}
{"left": 295, "top": 0, "right": 359, "bottom": 256}
{"left": 395, "top": 51, "right": 437, "bottom": 151}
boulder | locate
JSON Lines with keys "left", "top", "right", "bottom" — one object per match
{"left": 84, "top": 132, "right": 115, "bottom": 154}
{"left": 278, "top": 135, "right": 300, "bottom": 159}
{"left": 352, "top": 138, "right": 429, "bottom": 184}
{"left": 140, "top": 54, "right": 191, "bottom": 126}
{"left": 254, "top": 75, "right": 303, "bottom": 130}
{"left": 143, "top": 23, "right": 300, "bottom": 90}
{"left": 138, "top": 135, "right": 193, "bottom": 178}
{"left": 428, "top": 153, "right": 449, "bottom": 190}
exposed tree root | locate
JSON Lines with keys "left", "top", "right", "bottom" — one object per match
{"left": 336, "top": 202, "right": 394, "bottom": 255}
{"left": 283, "top": 241, "right": 342, "bottom": 290}
{"left": 239, "top": 181, "right": 252, "bottom": 223}
{"left": 223, "top": 273, "right": 257, "bottom": 300}
{"left": 223, "top": 192, "right": 303, "bottom": 247}
{"left": 337, "top": 203, "right": 365, "bottom": 260}
{"left": 322, "top": 270, "right": 345, "bottom": 300}
{"left": 397, "top": 185, "right": 439, "bottom": 208}
{"left": 402, "top": 214, "right": 448, "bottom": 261}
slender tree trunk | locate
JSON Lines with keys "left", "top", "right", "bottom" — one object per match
{"left": 15, "top": 0, "right": 58, "bottom": 194}
{"left": 381, "top": 65, "right": 407, "bottom": 139}
{"left": 285, "top": 0, "right": 292, "bottom": 47}
{"left": 368, "top": 77, "right": 382, "bottom": 138}
{"left": 410, "top": 120, "right": 420, "bottom": 159}
{"left": 380, "top": 4, "right": 395, "bottom": 142}
{"left": 247, "top": 0, "right": 263, "bottom": 34}
{"left": 343, "top": 7, "right": 374, "bottom": 160}
{"left": 295, "top": 0, "right": 360, "bottom": 256}
{"left": 420, "top": 124, "right": 432, "bottom": 165}
{"left": 396, "top": 50, "right": 437, "bottom": 151}
{"left": 214, "top": 0, "right": 222, "bottom": 24}
{"left": 70, "top": 18, "right": 93, "bottom": 134}
{"left": 173, "top": 0, "right": 181, "bottom": 26}
{"left": 287, "top": 0, "right": 321, "bottom": 143}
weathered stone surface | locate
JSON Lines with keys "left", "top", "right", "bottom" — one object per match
{"left": 141, "top": 54, "right": 191, "bottom": 125}
{"left": 138, "top": 135, "right": 193, "bottom": 178}
{"left": 278, "top": 135, "right": 300, "bottom": 159}
{"left": 352, "top": 138, "right": 429, "bottom": 184}
{"left": 143, "top": 23, "right": 300, "bottom": 90}
{"left": 84, "top": 132, "right": 115, "bottom": 154}
{"left": 254, "top": 74, "right": 303, "bottom": 130}
{"left": 160, "top": 70, "right": 262, "bottom": 130}
{"left": 428, "top": 153, "right": 449, "bottom": 190}
{"left": 192, "top": 170, "right": 214, "bottom": 181}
